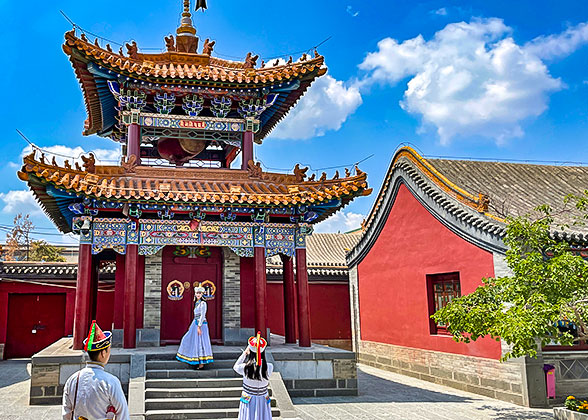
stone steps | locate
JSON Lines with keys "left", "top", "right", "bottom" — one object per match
{"left": 147, "top": 352, "right": 242, "bottom": 361}
{"left": 147, "top": 360, "right": 235, "bottom": 370}
{"left": 146, "top": 387, "right": 273, "bottom": 399}
{"left": 145, "top": 407, "right": 281, "bottom": 420}
{"left": 146, "top": 387, "right": 243, "bottom": 398}
{"left": 146, "top": 396, "right": 277, "bottom": 410}
{"left": 147, "top": 368, "right": 241, "bottom": 379}
{"left": 144, "top": 351, "right": 280, "bottom": 420}
{"left": 145, "top": 378, "right": 243, "bottom": 389}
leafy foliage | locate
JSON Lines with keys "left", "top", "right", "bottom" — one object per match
{"left": 29, "top": 240, "right": 66, "bottom": 262}
{"left": 432, "top": 193, "right": 588, "bottom": 360}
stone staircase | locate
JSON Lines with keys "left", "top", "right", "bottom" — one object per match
{"left": 144, "top": 350, "right": 280, "bottom": 419}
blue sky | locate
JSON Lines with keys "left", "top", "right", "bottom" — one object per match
{"left": 0, "top": 0, "right": 587, "bottom": 243}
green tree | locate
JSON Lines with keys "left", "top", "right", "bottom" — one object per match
{"left": 4, "top": 213, "right": 34, "bottom": 261}
{"left": 29, "top": 240, "right": 66, "bottom": 262}
{"left": 433, "top": 194, "right": 588, "bottom": 360}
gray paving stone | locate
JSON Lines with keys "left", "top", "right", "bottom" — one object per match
{"left": 292, "top": 364, "right": 554, "bottom": 420}
{"left": 0, "top": 359, "right": 61, "bottom": 419}
{"left": 0, "top": 359, "right": 557, "bottom": 419}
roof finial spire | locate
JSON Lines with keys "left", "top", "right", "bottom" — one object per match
{"left": 177, "top": 0, "right": 196, "bottom": 36}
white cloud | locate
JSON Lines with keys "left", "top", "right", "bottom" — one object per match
{"left": 346, "top": 5, "right": 359, "bottom": 17}
{"left": 265, "top": 58, "right": 287, "bottom": 68}
{"left": 20, "top": 144, "right": 121, "bottom": 166}
{"left": 0, "top": 190, "right": 42, "bottom": 215}
{"left": 525, "top": 22, "right": 588, "bottom": 60}
{"left": 359, "top": 18, "right": 570, "bottom": 144}
{"left": 271, "top": 74, "right": 362, "bottom": 139}
{"left": 432, "top": 7, "right": 448, "bottom": 16}
{"left": 314, "top": 211, "right": 364, "bottom": 234}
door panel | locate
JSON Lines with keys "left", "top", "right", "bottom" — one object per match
{"left": 160, "top": 246, "right": 223, "bottom": 344}
{"left": 190, "top": 263, "right": 222, "bottom": 342}
{"left": 160, "top": 257, "right": 194, "bottom": 344}
{"left": 5, "top": 293, "right": 66, "bottom": 358}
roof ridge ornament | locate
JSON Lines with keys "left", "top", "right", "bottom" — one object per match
{"left": 294, "top": 164, "right": 308, "bottom": 182}
{"left": 195, "top": 0, "right": 207, "bottom": 12}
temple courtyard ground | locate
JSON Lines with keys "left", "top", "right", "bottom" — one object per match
{"left": 0, "top": 359, "right": 553, "bottom": 419}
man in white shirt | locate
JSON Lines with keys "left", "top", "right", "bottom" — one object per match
{"left": 62, "top": 321, "right": 130, "bottom": 420}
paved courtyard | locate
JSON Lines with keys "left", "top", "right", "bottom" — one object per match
{"left": 0, "top": 359, "right": 554, "bottom": 419}
{"left": 0, "top": 359, "right": 61, "bottom": 420}
{"left": 293, "top": 364, "right": 553, "bottom": 420}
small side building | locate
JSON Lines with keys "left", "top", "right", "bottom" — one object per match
{"left": 347, "top": 146, "right": 588, "bottom": 407}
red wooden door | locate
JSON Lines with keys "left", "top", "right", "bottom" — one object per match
{"left": 5, "top": 293, "right": 66, "bottom": 358}
{"left": 160, "top": 246, "right": 223, "bottom": 344}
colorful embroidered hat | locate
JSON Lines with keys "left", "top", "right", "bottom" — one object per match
{"left": 194, "top": 283, "right": 205, "bottom": 293}
{"left": 248, "top": 332, "right": 267, "bottom": 366}
{"left": 83, "top": 320, "right": 112, "bottom": 352}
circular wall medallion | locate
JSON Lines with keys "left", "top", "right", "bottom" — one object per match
{"left": 200, "top": 280, "right": 217, "bottom": 300}
{"left": 166, "top": 280, "right": 185, "bottom": 301}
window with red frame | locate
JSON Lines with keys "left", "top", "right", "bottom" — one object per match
{"left": 427, "top": 272, "right": 461, "bottom": 335}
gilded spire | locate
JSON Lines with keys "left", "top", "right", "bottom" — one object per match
{"left": 177, "top": 0, "right": 196, "bottom": 35}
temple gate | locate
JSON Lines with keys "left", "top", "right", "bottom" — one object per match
{"left": 17, "top": 1, "right": 371, "bottom": 349}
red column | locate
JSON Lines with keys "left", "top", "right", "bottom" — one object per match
{"left": 90, "top": 260, "right": 99, "bottom": 320}
{"left": 296, "top": 248, "right": 311, "bottom": 347}
{"left": 254, "top": 247, "right": 267, "bottom": 339}
{"left": 124, "top": 244, "right": 138, "bottom": 348}
{"left": 73, "top": 244, "right": 93, "bottom": 350}
{"left": 281, "top": 254, "right": 297, "bottom": 343}
{"left": 128, "top": 123, "right": 141, "bottom": 165}
{"left": 241, "top": 131, "right": 254, "bottom": 170}
{"left": 113, "top": 253, "right": 126, "bottom": 329}
{"left": 136, "top": 255, "right": 145, "bottom": 329}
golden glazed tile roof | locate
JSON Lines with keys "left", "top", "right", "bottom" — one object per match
{"left": 267, "top": 232, "right": 362, "bottom": 269}
{"left": 63, "top": 30, "right": 326, "bottom": 84}
{"left": 18, "top": 152, "right": 371, "bottom": 231}
{"left": 63, "top": 30, "right": 327, "bottom": 138}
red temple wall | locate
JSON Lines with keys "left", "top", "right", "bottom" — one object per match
{"left": 0, "top": 281, "right": 114, "bottom": 358}
{"left": 266, "top": 282, "right": 351, "bottom": 340}
{"left": 240, "top": 257, "right": 351, "bottom": 340}
{"left": 358, "top": 183, "right": 500, "bottom": 359}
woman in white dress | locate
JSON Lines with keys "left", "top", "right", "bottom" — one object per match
{"left": 233, "top": 333, "right": 273, "bottom": 420}
{"left": 176, "top": 286, "right": 214, "bottom": 368}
